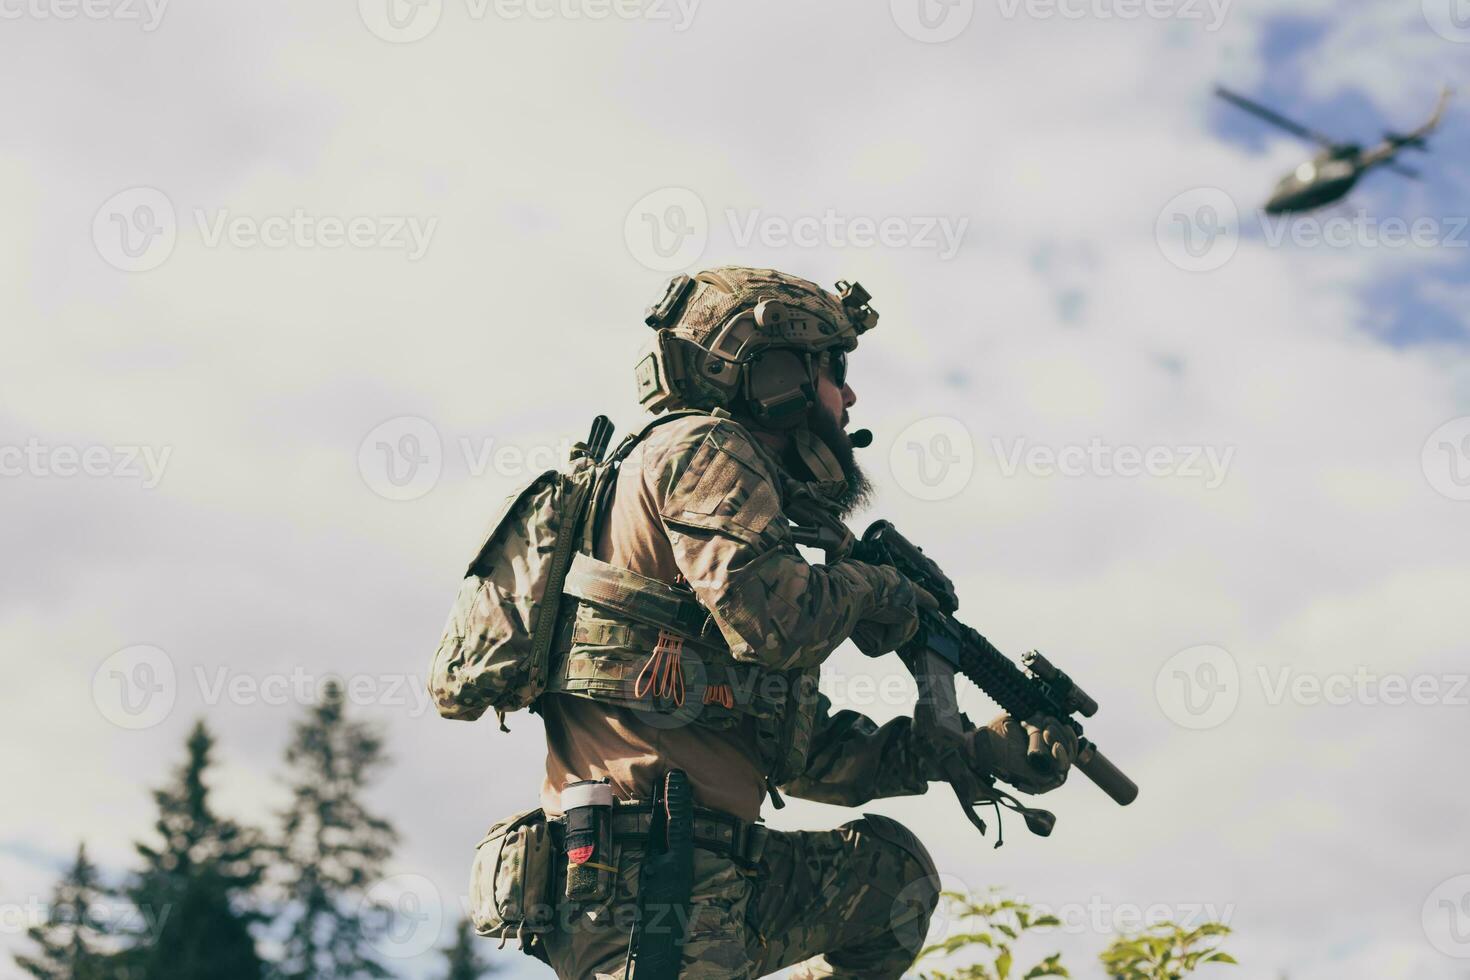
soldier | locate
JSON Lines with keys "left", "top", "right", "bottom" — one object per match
{"left": 443, "top": 267, "right": 1078, "bottom": 979}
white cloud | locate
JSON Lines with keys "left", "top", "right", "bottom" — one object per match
{"left": 2, "top": 1, "right": 1468, "bottom": 978}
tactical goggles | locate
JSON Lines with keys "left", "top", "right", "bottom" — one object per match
{"left": 824, "top": 349, "right": 849, "bottom": 388}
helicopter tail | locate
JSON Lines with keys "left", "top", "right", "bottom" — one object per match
{"left": 1386, "top": 85, "right": 1454, "bottom": 148}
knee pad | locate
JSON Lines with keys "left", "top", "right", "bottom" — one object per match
{"left": 849, "top": 814, "right": 940, "bottom": 954}
{"left": 851, "top": 813, "right": 938, "bottom": 886}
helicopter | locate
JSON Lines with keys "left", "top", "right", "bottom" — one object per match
{"left": 1214, "top": 84, "right": 1454, "bottom": 214}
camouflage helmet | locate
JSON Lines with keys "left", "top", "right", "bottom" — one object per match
{"left": 634, "top": 266, "right": 878, "bottom": 427}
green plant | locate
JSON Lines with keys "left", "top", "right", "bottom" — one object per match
{"left": 1099, "top": 921, "right": 1237, "bottom": 979}
{"left": 916, "top": 889, "right": 1070, "bottom": 980}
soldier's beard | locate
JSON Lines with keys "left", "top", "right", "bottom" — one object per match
{"left": 789, "top": 407, "right": 873, "bottom": 519}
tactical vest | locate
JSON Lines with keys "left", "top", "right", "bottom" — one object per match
{"left": 543, "top": 419, "right": 821, "bottom": 790}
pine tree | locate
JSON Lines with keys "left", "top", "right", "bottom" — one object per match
{"left": 121, "top": 720, "right": 267, "bottom": 980}
{"left": 440, "top": 918, "right": 497, "bottom": 980}
{"left": 272, "top": 679, "right": 399, "bottom": 979}
{"left": 14, "top": 843, "right": 114, "bottom": 980}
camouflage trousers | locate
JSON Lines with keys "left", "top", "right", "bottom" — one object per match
{"left": 537, "top": 814, "right": 940, "bottom": 979}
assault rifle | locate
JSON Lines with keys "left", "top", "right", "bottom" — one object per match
{"left": 792, "top": 519, "right": 1138, "bottom": 841}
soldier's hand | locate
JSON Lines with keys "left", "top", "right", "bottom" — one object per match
{"left": 963, "top": 713, "right": 1078, "bottom": 795}
{"left": 851, "top": 574, "right": 937, "bottom": 657}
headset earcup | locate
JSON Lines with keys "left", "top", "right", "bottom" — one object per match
{"left": 744, "top": 350, "right": 815, "bottom": 428}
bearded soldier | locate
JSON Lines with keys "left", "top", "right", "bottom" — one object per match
{"left": 434, "top": 267, "right": 1078, "bottom": 979}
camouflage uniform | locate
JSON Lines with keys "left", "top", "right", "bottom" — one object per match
{"left": 538, "top": 411, "right": 942, "bottom": 978}
{"left": 541, "top": 813, "right": 938, "bottom": 979}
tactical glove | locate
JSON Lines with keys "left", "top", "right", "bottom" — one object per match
{"left": 851, "top": 570, "right": 938, "bottom": 657}
{"left": 962, "top": 713, "right": 1078, "bottom": 795}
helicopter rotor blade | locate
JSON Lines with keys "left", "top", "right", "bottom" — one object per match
{"left": 1214, "top": 86, "right": 1339, "bottom": 148}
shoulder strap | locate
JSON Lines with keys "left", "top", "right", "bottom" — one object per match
{"left": 610, "top": 408, "right": 718, "bottom": 463}
{"left": 577, "top": 409, "right": 719, "bottom": 571}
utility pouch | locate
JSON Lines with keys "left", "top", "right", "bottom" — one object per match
{"left": 469, "top": 807, "right": 556, "bottom": 943}
{"left": 562, "top": 779, "right": 616, "bottom": 903}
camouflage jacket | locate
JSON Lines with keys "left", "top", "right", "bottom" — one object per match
{"left": 543, "top": 413, "right": 933, "bottom": 816}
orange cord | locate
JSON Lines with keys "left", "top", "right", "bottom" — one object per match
{"left": 702, "top": 684, "right": 735, "bottom": 709}
{"left": 635, "top": 630, "right": 686, "bottom": 706}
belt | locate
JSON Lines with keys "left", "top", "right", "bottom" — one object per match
{"left": 552, "top": 800, "right": 769, "bottom": 865}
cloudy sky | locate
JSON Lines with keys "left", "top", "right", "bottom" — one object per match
{"left": 2, "top": 0, "right": 1468, "bottom": 977}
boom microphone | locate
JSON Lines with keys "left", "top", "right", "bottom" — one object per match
{"left": 849, "top": 429, "right": 873, "bottom": 448}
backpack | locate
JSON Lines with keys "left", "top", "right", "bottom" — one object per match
{"left": 428, "top": 412, "right": 702, "bottom": 728}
